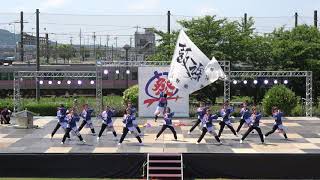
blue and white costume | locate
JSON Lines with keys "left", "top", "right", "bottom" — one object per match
{"left": 202, "top": 114, "right": 219, "bottom": 134}
{"left": 80, "top": 108, "right": 94, "bottom": 129}
{"left": 155, "top": 112, "right": 177, "bottom": 140}
{"left": 154, "top": 92, "right": 168, "bottom": 115}
{"left": 219, "top": 106, "right": 234, "bottom": 125}
{"left": 57, "top": 107, "right": 68, "bottom": 129}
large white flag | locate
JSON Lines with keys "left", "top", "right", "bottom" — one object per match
{"left": 205, "top": 56, "right": 226, "bottom": 82}
{"left": 168, "top": 30, "right": 225, "bottom": 95}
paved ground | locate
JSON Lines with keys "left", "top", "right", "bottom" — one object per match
{"left": 0, "top": 116, "right": 319, "bottom": 153}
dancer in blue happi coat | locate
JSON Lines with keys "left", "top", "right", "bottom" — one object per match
{"left": 61, "top": 108, "right": 85, "bottom": 144}
{"left": 265, "top": 106, "right": 288, "bottom": 139}
{"left": 218, "top": 101, "right": 238, "bottom": 137}
{"left": 154, "top": 92, "right": 168, "bottom": 122}
{"left": 196, "top": 109, "right": 222, "bottom": 144}
{"left": 118, "top": 108, "right": 142, "bottom": 145}
{"left": 154, "top": 107, "right": 177, "bottom": 141}
{"left": 78, "top": 104, "right": 96, "bottom": 135}
{"left": 51, "top": 104, "right": 69, "bottom": 139}
{"left": 127, "top": 101, "right": 141, "bottom": 134}
{"left": 236, "top": 102, "right": 252, "bottom": 133}
{"left": 97, "top": 106, "right": 117, "bottom": 141}
{"left": 188, "top": 102, "right": 208, "bottom": 134}
{"left": 240, "top": 107, "right": 264, "bottom": 144}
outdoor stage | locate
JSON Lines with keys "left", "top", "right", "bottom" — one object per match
{"left": 0, "top": 116, "right": 320, "bottom": 178}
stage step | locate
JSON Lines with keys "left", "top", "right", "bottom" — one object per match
{"left": 147, "top": 153, "right": 183, "bottom": 180}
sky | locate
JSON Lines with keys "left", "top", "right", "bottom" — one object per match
{"left": 0, "top": 0, "right": 319, "bottom": 45}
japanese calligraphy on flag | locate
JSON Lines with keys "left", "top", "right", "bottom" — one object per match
{"left": 168, "top": 30, "right": 224, "bottom": 94}
{"left": 205, "top": 56, "right": 226, "bottom": 82}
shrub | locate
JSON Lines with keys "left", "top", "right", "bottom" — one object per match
{"left": 262, "top": 85, "right": 298, "bottom": 115}
{"left": 291, "top": 104, "right": 304, "bottom": 116}
{"left": 122, "top": 85, "right": 139, "bottom": 108}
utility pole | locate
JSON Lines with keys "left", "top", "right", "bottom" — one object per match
{"left": 244, "top": 13, "right": 247, "bottom": 30}
{"left": 314, "top": 10, "right": 318, "bottom": 28}
{"left": 114, "top": 36, "right": 118, "bottom": 48}
{"left": 36, "top": 9, "right": 40, "bottom": 102}
{"left": 295, "top": 12, "right": 298, "bottom": 27}
{"left": 111, "top": 45, "right": 114, "bottom": 62}
{"left": 93, "top": 32, "right": 96, "bottom": 59}
{"left": 79, "top": 28, "right": 82, "bottom": 61}
{"left": 45, "top": 33, "right": 49, "bottom": 64}
{"left": 130, "top": 37, "right": 133, "bottom": 47}
{"left": 20, "top": 11, "right": 24, "bottom": 62}
{"left": 55, "top": 41, "right": 58, "bottom": 64}
{"left": 167, "top": 10, "right": 171, "bottom": 34}
{"left": 70, "top": 36, "right": 73, "bottom": 45}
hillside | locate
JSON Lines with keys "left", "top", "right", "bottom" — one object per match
{"left": 0, "top": 29, "right": 20, "bottom": 45}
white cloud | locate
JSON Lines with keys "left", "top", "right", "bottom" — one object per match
{"left": 127, "top": 0, "right": 161, "bottom": 11}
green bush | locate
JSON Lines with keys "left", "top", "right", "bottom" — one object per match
{"left": 122, "top": 85, "right": 139, "bottom": 108}
{"left": 291, "top": 104, "right": 304, "bottom": 116}
{"left": 262, "top": 85, "right": 298, "bottom": 115}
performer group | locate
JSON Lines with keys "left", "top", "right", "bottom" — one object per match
{"left": 51, "top": 93, "right": 288, "bottom": 146}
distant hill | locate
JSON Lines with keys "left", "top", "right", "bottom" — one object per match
{"left": 0, "top": 29, "right": 20, "bottom": 45}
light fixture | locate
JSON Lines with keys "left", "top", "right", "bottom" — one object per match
{"left": 232, "top": 80, "right": 237, "bottom": 84}
{"left": 67, "top": 80, "right": 71, "bottom": 85}
{"left": 126, "top": 69, "right": 130, "bottom": 74}
{"left": 243, "top": 80, "right": 248, "bottom": 84}
{"left": 264, "top": 79, "right": 269, "bottom": 85}
{"left": 253, "top": 80, "right": 258, "bottom": 84}
{"left": 90, "top": 80, "right": 95, "bottom": 85}
{"left": 103, "top": 69, "right": 109, "bottom": 75}
{"left": 57, "top": 81, "right": 61, "bottom": 85}
{"left": 48, "top": 80, "right": 52, "bottom": 85}
{"left": 274, "top": 80, "right": 278, "bottom": 84}
{"left": 39, "top": 80, "right": 43, "bottom": 85}
{"left": 77, "top": 80, "right": 82, "bottom": 85}
{"left": 115, "top": 70, "right": 120, "bottom": 74}
{"left": 284, "top": 80, "right": 288, "bottom": 84}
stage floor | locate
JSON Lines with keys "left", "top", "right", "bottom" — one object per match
{"left": 0, "top": 116, "right": 320, "bottom": 154}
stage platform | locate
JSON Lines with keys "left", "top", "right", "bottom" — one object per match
{"left": 1, "top": 116, "right": 320, "bottom": 179}
{"left": 0, "top": 116, "right": 319, "bottom": 154}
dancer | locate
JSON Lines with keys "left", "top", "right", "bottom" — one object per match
{"left": 196, "top": 109, "right": 222, "bottom": 144}
{"left": 218, "top": 101, "right": 238, "bottom": 137}
{"left": 236, "top": 102, "right": 252, "bottom": 133}
{"left": 61, "top": 108, "right": 85, "bottom": 144}
{"left": 118, "top": 108, "right": 143, "bottom": 145}
{"left": 51, "top": 104, "right": 69, "bottom": 139}
{"left": 154, "top": 92, "right": 168, "bottom": 122}
{"left": 78, "top": 104, "right": 96, "bottom": 135}
{"left": 265, "top": 107, "right": 288, "bottom": 139}
{"left": 97, "top": 106, "right": 117, "bottom": 141}
{"left": 240, "top": 107, "right": 264, "bottom": 144}
{"left": 155, "top": 107, "right": 177, "bottom": 141}
{"left": 127, "top": 102, "right": 141, "bottom": 134}
{"left": 188, "top": 102, "right": 208, "bottom": 134}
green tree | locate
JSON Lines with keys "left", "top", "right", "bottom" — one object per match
{"left": 57, "top": 44, "right": 75, "bottom": 63}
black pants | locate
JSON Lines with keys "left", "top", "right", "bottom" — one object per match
{"left": 51, "top": 123, "right": 70, "bottom": 138}
{"left": 197, "top": 127, "right": 220, "bottom": 143}
{"left": 156, "top": 125, "right": 177, "bottom": 140}
{"left": 241, "top": 126, "right": 264, "bottom": 143}
{"left": 265, "top": 124, "right": 288, "bottom": 139}
{"left": 62, "top": 128, "right": 83, "bottom": 143}
{"left": 119, "top": 127, "right": 142, "bottom": 143}
{"left": 236, "top": 119, "right": 245, "bottom": 133}
{"left": 78, "top": 120, "right": 95, "bottom": 134}
{"left": 136, "top": 126, "right": 141, "bottom": 133}
{"left": 218, "top": 121, "right": 237, "bottom": 137}
{"left": 98, "top": 123, "right": 117, "bottom": 137}
{"left": 189, "top": 119, "right": 201, "bottom": 132}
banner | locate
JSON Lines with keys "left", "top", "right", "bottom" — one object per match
{"left": 168, "top": 30, "right": 225, "bottom": 95}
{"left": 138, "top": 66, "right": 189, "bottom": 117}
